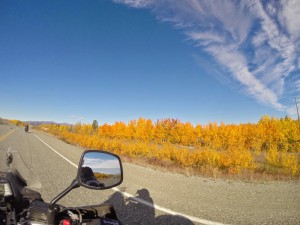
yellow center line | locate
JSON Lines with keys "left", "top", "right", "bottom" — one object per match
{"left": 0, "top": 129, "right": 16, "bottom": 142}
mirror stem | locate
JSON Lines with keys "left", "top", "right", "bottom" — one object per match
{"left": 48, "top": 179, "right": 79, "bottom": 224}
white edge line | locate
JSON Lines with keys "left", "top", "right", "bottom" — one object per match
{"left": 34, "top": 134, "right": 78, "bottom": 168}
{"left": 112, "top": 187, "right": 227, "bottom": 225}
{"left": 34, "top": 133, "right": 228, "bottom": 225}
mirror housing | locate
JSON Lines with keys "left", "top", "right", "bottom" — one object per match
{"left": 77, "top": 150, "right": 123, "bottom": 190}
{"left": 48, "top": 150, "right": 123, "bottom": 224}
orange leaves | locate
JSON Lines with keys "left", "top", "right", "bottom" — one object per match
{"left": 266, "top": 145, "right": 281, "bottom": 167}
{"left": 265, "top": 146, "right": 300, "bottom": 175}
{"left": 36, "top": 115, "right": 300, "bottom": 176}
{"left": 135, "top": 118, "right": 154, "bottom": 141}
{"left": 220, "top": 147, "right": 256, "bottom": 173}
{"left": 8, "top": 119, "right": 24, "bottom": 126}
{"left": 281, "top": 153, "right": 299, "bottom": 175}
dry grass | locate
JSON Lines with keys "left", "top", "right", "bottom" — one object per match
{"left": 121, "top": 154, "right": 299, "bottom": 182}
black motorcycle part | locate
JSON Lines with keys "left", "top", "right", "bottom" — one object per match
{"left": 0, "top": 202, "right": 16, "bottom": 225}
{"left": 5, "top": 172, "right": 41, "bottom": 201}
{"left": 86, "top": 217, "right": 121, "bottom": 225}
{"left": 79, "top": 204, "right": 118, "bottom": 220}
{"left": 20, "top": 188, "right": 42, "bottom": 200}
{"left": 48, "top": 179, "right": 80, "bottom": 225}
{"left": 29, "top": 200, "right": 49, "bottom": 223}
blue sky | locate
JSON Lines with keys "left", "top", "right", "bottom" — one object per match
{"left": 1, "top": 0, "right": 299, "bottom": 125}
{"left": 83, "top": 152, "right": 121, "bottom": 174}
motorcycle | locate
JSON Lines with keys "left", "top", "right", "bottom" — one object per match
{"left": 0, "top": 148, "right": 123, "bottom": 225}
{"left": 24, "top": 125, "right": 29, "bottom": 132}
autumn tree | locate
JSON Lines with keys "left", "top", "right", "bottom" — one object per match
{"left": 35, "top": 115, "right": 300, "bottom": 177}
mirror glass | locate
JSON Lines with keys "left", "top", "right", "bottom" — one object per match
{"left": 79, "top": 151, "right": 122, "bottom": 189}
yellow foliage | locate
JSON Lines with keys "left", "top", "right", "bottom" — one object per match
{"left": 281, "top": 152, "right": 299, "bottom": 175}
{"left": 9, "top": 119, "right": 25, "bottom": 126}
{"left": 219, "top": 147, "right": 256, "bottom": 173}
{"left": 35, "top": 115, "right": 300, "bottom": 176}
{"left": 266, "top": 145, "right": 280, "bottom": 167}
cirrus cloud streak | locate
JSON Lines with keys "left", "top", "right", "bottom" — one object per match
{"left": 113, "top": 0, "right": 300, "bottom": 113}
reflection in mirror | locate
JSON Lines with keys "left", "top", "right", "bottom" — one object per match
{"left": 79, "top": 152, "right": 122, "bottom": 189}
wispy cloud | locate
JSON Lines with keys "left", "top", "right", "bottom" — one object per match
{"left": 113, "top": 0, "right": 300, "bottom": 113}
{"left": 280, "top": 0, "right": 300, "bottom": 40}
{"left": 83, "top": 157, "right": 120, "bottom": 174}
{"left": 295, "top": 80, "right": 300, "bottom": 91}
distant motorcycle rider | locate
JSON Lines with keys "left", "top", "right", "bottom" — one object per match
{"left": 24, "top": 124, "right": 29, "bottom": 132}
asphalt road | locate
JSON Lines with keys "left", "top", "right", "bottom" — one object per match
{"left": 0, "top": 123, "right": 299, "bottom": 225}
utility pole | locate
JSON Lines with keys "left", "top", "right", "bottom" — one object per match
{"left": 295, "top": 97, "right": 300, "bottom": 132}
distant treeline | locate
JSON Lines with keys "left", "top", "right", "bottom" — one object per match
{"left": 10, "top": 116, "right": 300, "bottom": 177}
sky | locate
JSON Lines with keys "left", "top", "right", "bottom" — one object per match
{"left": 0, "top": 0, "right": 299, "bottom": 125}
{"left": 83, "top": 152, "right": 121, "bottom": 174}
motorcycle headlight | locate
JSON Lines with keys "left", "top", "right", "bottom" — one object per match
{"left": 0, "top": 182, "right": 12, "bottom": 197}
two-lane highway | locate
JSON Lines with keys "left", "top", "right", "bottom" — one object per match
{"left": 0, "top": 123, "right": 299, "bottom": 225}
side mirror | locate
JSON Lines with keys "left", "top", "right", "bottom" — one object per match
{"left": 77, "top": 150, "right": 123, "bottom": 190}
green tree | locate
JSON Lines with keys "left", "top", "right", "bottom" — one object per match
{"left": 92, "top": 120, "right": 99, "bottom": 130}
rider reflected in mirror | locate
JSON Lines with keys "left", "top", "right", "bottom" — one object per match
{"left": 79, "top": 151, "right": 123, "bottom": 189}
{"left": 80, "top": 166, "right": 104, "bottom": 188}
